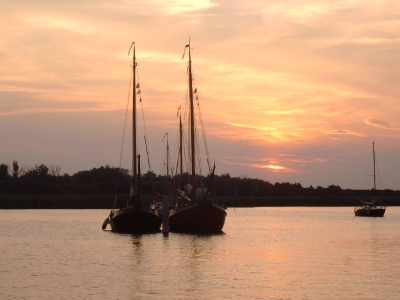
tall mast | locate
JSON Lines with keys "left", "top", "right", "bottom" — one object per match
{"left": 373, "top": 142, "right": 376, "bottom": 191}
{"left": 187, "top": 39, "right": 196, "bottom": 191}
{"left": 163, "top": 133, "right": 169, "bottom": 177}
{"left": 178, "top": 107, "right": 183, "bottom": 183}
{"left": 130, "top": 42, "right": 137, "bottom": 198}
{"left": 167, "top": 134, "right": 169, "bottom": 177}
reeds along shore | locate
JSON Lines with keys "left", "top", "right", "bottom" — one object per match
{"left": 1, "top": 194, "right": 399, "bottom": 209}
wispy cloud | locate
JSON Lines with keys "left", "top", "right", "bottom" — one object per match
{"left": 320, "top": 129, "right": 366, "bottom": 137}
{"left": 217, "top": 154, "right": 332, "bottom": 173}
{"left": 225, "top": 122, "right": 275, "bottom": 131}
{"left": 163, "top": 0, "right": 217, "bottom": 14}
{"left": 257, "top": 164, "right": 294, "bottom": 172}
{"left": 282, "top": 157, "right": 330, "bottom": 165}
{"left": 24, "top": 15, "right": 96, "bottom": 34}
{"left": 0, "top": 107, "right": 116, "bottom": 117}
{"left": 364, "top": 118, "right": 400, "bottom": 131}
{"left": 219, "top": 159, "right": 295, "bottom": 173}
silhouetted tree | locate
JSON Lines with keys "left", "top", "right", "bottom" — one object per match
{"left": 22, "top": 164, "right": 49, "bottom": 180}
{"left": 12, "top": 161, "right": 19, "bottom": 179}
{"left": 49, "top": 165, "right": 61, "bottom": 176}
{"left": 0, "top": 164, "right": 10, "bottom": 181}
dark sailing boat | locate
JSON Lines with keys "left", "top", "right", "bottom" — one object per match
{"left": 168, "top": 40, "right": 227, "bottom": 234}
{"left": 102, "top": 42, "right": 161, "bottom": 233}
{"left": 354, "top": 142, "right": 386, "bottom": 217}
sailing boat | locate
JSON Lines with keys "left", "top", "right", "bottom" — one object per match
{"left": 354, "top": 142, "right": 386, "bottom": 217}
{"left": 168, "top": 40, "right": 227, "bottom": 233}
{"left": 102, "top": 42, "right": 161, "bottom": 233}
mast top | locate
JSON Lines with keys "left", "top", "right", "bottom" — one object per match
{"left": 128, "top": 42, "right": 135, "bottom": 56}
{"left": 182, "top": 38, "right": 191, "bottom": 60}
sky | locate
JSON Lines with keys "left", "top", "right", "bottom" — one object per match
{"left": 1, "top": 0, "right": 400, "bottom": 190}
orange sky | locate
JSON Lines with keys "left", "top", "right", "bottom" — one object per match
{"left": 1, "top": 0, "right": 400, "bottom": 189}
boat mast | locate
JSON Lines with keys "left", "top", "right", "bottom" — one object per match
{"left": 130, "top": 42, "right": 137, "bottom": 202}
{"left": 373, "top": 142, "right": 376, "bottom": 191}
{"left": 178, "top": 106, "right": 183, "bottom": 186}
{"left": 187, "top": 39, "right": 196, "bottom": 192}
{"left": 163, "top": 133, "right": 170, "bottom": 177}
{"left": 137, "top": 154, "right": 141, "bottom": 201}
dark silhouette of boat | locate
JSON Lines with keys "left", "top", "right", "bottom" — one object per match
{"left": 169, "top": 200, "right": 227, "bottom": 233}
{"left": 102, "top": 42, "right": 161, "bottom": 233}
{"left": 168, "top": 39, "right": 227, "bottom": 234}
{"left": 354, "top": 198, "right": 386, "bottom": 217}
{"left": 354, "top": 142, "right": 386, "bottom": 217}
{"left": 108, "top": 205, "right": 161, "bottom": 233}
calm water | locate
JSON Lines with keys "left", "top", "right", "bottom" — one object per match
{"left": 1, "top": 207, "right": 400, "bottom": 299}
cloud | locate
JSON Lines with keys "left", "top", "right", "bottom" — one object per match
{"left": 164, "top": 0, "right": 217, "bottom": 14}
{"left": 219, "top": 159, "right": 295, "bottom": 173}
{"left": 282, "top": 157, "right": 330, "bottom": 164}
{"left": 0, "top": 91, "right": 121, "bottom": 117}
{"left": 0, "top": 107, "right": 115, "bottom": 117}
{"left": 364, "top": 118, "right": 400, "bottom": 131}
{"left": 217, "top": 154, "right": 332, "bottom": 173}
{"left": 24, "top": 15, "right": 96, "bottom": 34}
{"left": 320, "top": 129, "right": 366, "bottom": 137}
{"left": 257, "top": 164, "right": 294, "bottom": 172}
{"left": 225, "top": 122, "right": 275, "bottom": 131}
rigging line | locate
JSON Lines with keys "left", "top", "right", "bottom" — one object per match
{"left": 361, "top": 149, "right": 373, "bottom": 189}
{"left": 375, "top": 150, "right": 383, "bottom": 191}
{"left": 196, "top": 97, "right": 211, "bottom": 173}
{"left": 171, "top": 110, "right": 182, "bottom": 182}
{"left": 192, "top": 68, "right": 211, "bottom": 173}
{"left": 136, "top": 67, "right": 152, "bottom": 173}
{"left": 114, "top": 68, "right": 133, "bottom": 209}
{"left": 172, "top": 117, "right": 181, "bottom": 180}
{"left": 118, "top": 68, "right": 133, "bottom": 170}
{"left": 137, "top": 67, "right": 157, "bottom": 198}
{"left": 194, "top": 120, "right": 204, "bottom": 178}
{"left": 173, "top": 149, "right": 180, "bottom": 182}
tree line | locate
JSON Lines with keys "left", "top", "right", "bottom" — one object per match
{"left": 1, "top": 161, "right": 399, "bottom": 208}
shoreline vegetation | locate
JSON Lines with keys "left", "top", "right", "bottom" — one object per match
{"left": 1, "top": 163, "right": 399, "bottom": 209}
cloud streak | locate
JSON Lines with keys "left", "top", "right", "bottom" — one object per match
{"left": 219, "top": 159, "right": 295, "bottom": 173}
{"left": 320, "top": 129, "right": 366, "bottom": 137}
{"left": 364, "top": 118, "right": 400, "bottom": 131}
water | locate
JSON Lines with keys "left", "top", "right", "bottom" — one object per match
{"left": 1, "top": 207, "right": 400, "bottom": 299}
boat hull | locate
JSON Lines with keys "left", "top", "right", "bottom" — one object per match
{"left": 354, "top": 207, "right": 386, "bottom": 217}
{"left": 110, "top": 206, "right": 161, "bottom": 233}
{"left": 169, "top": 202, "right": 227, "bottom": 233}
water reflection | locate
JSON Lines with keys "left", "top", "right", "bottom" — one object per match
{"left": 4, "top": 209, "right": 399, "bottom": 299}
{"left": 124, "top": 231, "right": 228, "bottom": 297}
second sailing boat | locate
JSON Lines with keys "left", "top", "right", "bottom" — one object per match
{"left": 168, "top": 40, "right": 227, "bottom": 233}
